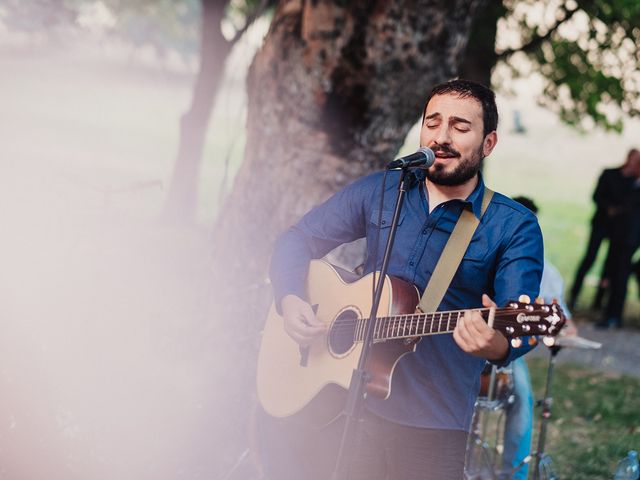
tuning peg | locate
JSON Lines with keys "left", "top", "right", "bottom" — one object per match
{"left": 543, "top": 336, "right": 556, "bottom": 347}
{"left": 518, "top": 294, "right": 531, "bottom": 304}
{"left": 511, "top": 338, "right": 523, "bottom": 348}
{"left": 535, "top": 297, "right": 544, "bottom": 304}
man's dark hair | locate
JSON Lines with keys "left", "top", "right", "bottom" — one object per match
{"left": 512, "top": 196, "right": 539, "bottom": 215}
{"left": 422, "top": 79, "right": 499, "bottom": 137}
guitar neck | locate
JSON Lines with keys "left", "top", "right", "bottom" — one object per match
{"left": 355, "top": 309, "right": 477, "bottom": 342}
{"left": 353, "top": 303, "right": 564, "bottom": 342}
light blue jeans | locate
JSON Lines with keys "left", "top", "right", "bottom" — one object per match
{"left": 502, "top": 357, "right": 534, "bottom": 480}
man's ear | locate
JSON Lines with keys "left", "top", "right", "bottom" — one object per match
{"left": 483, "top": 131, "right": 498, "bottom": 157}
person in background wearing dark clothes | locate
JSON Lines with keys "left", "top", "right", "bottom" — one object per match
{"left": 569, "top": 149, "right": 640, "bottom": 316}
{"left": 596, "top": 149, "right": 640, "bottom": 328}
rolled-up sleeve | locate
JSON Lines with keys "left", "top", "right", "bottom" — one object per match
{"left": 269, "top": 174, "right": 377, "bottom": 309}
{"left": 491, "top": 210, "right": 544, "bottom": 366}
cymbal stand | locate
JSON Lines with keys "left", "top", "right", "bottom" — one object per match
{"left": 532, "top": 344, "right": 561, "bottom": 480}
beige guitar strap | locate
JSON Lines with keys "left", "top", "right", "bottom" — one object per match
{"left": 417, "top": 187, "right": 494, "bottom": 314}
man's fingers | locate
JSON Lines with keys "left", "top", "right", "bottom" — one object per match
{"left": 285, "top": 316, "right": 325, "bottom": 345}
{"left": 482, "top": 294, "right": 497, "bottom": 308}
{"left": 454, "top": 314, "right": 477, "bottom": 350}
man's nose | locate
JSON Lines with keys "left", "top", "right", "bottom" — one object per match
{"left": 433, "top": 125, "right": 452, "bottom": 145}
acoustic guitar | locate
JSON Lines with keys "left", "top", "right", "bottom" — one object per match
{"left": 257, "top": 260, "right": 565, "bottom": 427}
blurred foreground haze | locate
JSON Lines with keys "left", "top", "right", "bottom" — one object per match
{"left": 1, "top": 12, "right": 640, "bottom": 480}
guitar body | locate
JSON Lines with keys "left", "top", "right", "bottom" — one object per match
{"left": 257, "top": 260, "right": 419, "bottom": 426}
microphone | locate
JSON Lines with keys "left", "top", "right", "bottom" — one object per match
{"left": 387, "top": 147, "right": 435, "bottom": 169}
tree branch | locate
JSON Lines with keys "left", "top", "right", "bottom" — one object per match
{"left": 496, "top": 3, "right": 580, "bottom": 60}
{"left": 229, "top": 0, "right": 276, "bottom": 46}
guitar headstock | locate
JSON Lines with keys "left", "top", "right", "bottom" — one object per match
{"left": 494, "top": 300, "right": 566, "bottom": 346}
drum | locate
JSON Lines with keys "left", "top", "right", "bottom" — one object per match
{"left": 477, "top": 364, "right": 514, "bottom": 406}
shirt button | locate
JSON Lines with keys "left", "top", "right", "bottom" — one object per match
{"left": 422, "top": 229, "right": 427, "bottom": 235}
{"left": 381, "top": 220, "right": 386, "bottom": 225}
{"left": 409, "top": 261, "right": 415, "bottom": 266}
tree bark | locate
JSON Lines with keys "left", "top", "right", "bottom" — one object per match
{"left": 458, "top": 0, "right": 502, "bottom": 86}
{"left": 212, "top": 0, "right": 484, "bottom": 293}
{"left": 206, "top": 0, "right": 484, "bottom": 475}
{"left": 163, "top": 0, "right": 231, "bottom": 223}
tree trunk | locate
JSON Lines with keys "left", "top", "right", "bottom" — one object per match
{"left": 205, "top": 0, "right": 484, "bottom": 475}
{"left": 163, "top": 0, "right": 231, "bottom": 223}
{"left": 213, "top": 0, "right": 485, "bottom": 294}
{"left": 458, "top": 0, "right": 504, "bottom": 86}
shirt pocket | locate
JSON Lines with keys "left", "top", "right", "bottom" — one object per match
{"left": 455, "top": 233, "right": 495, "bottom": 288}
{"left": 369, "top": 209, "right": 405, "bottom": 229}
{"left": 367, "top": 209, "right": 406, "bottom": 252}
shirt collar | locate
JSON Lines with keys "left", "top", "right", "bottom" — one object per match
{"left": 465, "top": 173, "right": 486, "bottom": 220}
{"left": 413, "top": 170, "right": 486, "bottom": 220}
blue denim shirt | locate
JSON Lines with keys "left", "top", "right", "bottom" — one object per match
{"left": 269, "top": 170, "right": 544, "bottom": 431}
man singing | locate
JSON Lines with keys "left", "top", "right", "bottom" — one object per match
{"left": 263, "top": 79, "right": 544, "bottom": 480}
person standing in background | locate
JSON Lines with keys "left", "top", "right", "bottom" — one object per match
{"left": 595, "top": 150, "right": 640, "bottom": 328}
{"left": 569, "top": 149, "right": 640, "bottom": 314}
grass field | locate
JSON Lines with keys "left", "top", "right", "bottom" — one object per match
{"left": 529, "top": 357, "right": 640, "bottom": 479}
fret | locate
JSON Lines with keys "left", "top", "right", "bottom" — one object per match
{"left": 437, "top": 312, "right": 442, "bottom": 332}
{"left": 447, "top": 312, "right": 452, "bottom": 332}
{"left": 404, "top": 315, "right": 409, "bottom": 337}
{"left": 456, "top": 311, "right": 462, "bottom": 330}
{"left": 386, "top": 315, "right": 392, "bottom": 340}
{"left": 420, "top": 313, "right": 426, "bottom": 335}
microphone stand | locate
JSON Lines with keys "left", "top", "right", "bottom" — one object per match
{"left": 330, "top": 166, "right": 412, "bottom": 480}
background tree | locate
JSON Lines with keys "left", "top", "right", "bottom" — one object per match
{"left": 162, "top": 0, "right": 277, "bottom": 223}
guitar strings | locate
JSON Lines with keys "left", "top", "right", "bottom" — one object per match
{"left": 325, "top": 307, "right": 560, "bottom": 339}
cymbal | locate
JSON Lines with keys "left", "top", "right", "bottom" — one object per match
{"left": 552, "top": 335, "right": 602, "bottom": 350}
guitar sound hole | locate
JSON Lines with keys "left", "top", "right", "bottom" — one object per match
{"left": 328, "top": 308, "right": 359, "bottom": 357}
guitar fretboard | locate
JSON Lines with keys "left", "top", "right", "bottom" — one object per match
{"left": 354, "top": 309, "right": 470, "bottom": 342}
{"left": 350, "top": 303, "right": 562, "bottom": 342}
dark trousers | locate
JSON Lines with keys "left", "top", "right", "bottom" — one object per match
{"left": 256, "top": 406, "right": 344, "bottom": 480}
{"left": 257, "top": 407, "right": 467, "bottom": 480}
{"left": 604, "top": 238, "right": 636, "bottom": 323}
{"left": 570, "top": 222, "right": 608, "bottom": 308}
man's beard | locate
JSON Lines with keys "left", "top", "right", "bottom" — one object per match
{"left": 425, "top": 144, "right": 484, "bottom": 186}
